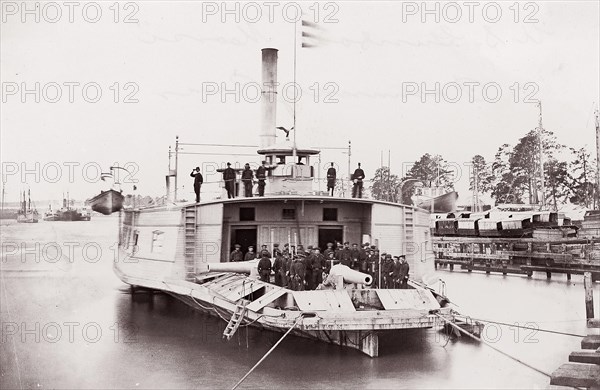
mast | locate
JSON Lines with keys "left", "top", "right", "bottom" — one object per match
{"left": 292, "top": 20, "right": 298, "bottom": 177}
{"left": 537, "top": 101, "right": 546, "bottom": 209}
{"left": 595, "top": 107, "right": 599, "bottom": 210}
{"left": 28, "top": 189, "right": 31, "bottom": 211}
{"left": 174, "top": 135, "right": 179, "bottom": 202}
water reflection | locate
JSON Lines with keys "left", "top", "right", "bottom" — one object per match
{"left": 1, "top": 217, "right": 597, "bottom": 389}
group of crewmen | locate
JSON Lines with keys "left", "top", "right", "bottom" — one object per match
{"left": 223, "top": 161, "right": 269, "bottom": 199}
{"left": 229, "top": 241, "right": 409, "bottom": 290}
{"left": 190, "top": 161, "right": 368, "bottom": 202}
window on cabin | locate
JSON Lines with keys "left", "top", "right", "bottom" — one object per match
{"left": 282, "top": 208, "right": 296, "bottom": 220}
{"left": 151, "top": 230, "right": 164, "bottom": 253}
{"left": 132, "top": 230, "right": 140, "bottom": 253}
{"left": 323, "top": 208, "right": 338, "bottom": 221}
{"left": 239, "top": 207, "right": 255, "bottom": 221}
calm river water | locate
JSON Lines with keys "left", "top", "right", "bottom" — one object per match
{"left": 1, "top": 215, "right": 598, "bottom": 389}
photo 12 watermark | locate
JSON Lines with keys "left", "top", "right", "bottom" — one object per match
{"left": 400, "top": 1, "right": 540, "bottom": 24}
{"left": 1, "top": 1, "right": 140, "bottom": 24}
{"left": 201, "top": 81, "right": 339, "bottom": 104}
{"left": 1, "top": 161, "right": 139, "bottom": 185}
{"left": 1, "top": 82, "right": 140, "bottom": 104}
{"left": 1, "top": 321, "right": 138, "bottom": 344}
{"left": 201, "top": 1, "right": 339, "bottom": 24}
{"left": 401, "top": 81, "right": 539, "bottom": 104}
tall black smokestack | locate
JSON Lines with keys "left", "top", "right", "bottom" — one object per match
{"left": 260, "top": 48, "right": 278, "bottom": 148}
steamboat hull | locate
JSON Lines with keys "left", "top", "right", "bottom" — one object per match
{"left": 113, "top": 196, "right": 446, "bottom": 357}
{"left": 114, "top": 251, "right": 447, "bottom": 357}
{"left": 16, "top": 212, "right": 39, "bottom": 223}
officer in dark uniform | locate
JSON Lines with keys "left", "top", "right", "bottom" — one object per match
{"left": 273, "top": 246, "right": 285, "bottom": 287}
{"left": 190, "top": 167, "right": 203, "bottom": 203}
{"left": 311, "top": 248, "right": 327, "bottom": 289}
{"left": 282, "top": 243, "right": 290, "bottom": 257}
{"left": 258, "top": 255, "right": 272, "bottom": 283}
{"left": 290, "top": 257, "right": 306, "bottom": 291}
{"left": 304, "top": 245, "right": 314, "bottom": 290}
{"left": 323, "top": 242, "right": 336, "bottom": 269}
{"left": 259, "top": 244, "right": 271, "bottom": 259}
{"left": 229, "top": 244, "right": 243, "bottom": 262}
{"left": 241, "top": 163, "right": 254, "bottom": 197}
{"left": 223, "top": 162, "right": 236, "bottom": 199}
{"left": 256, "top": 161, "right": 267, "bottom": 197}
{"left": 326, "top": 162, "right": 336, "bottom": 196}
{"left": 392, "top": 256, "right": 402, "bottom": 289}
{"left": 366, "top": 246, "right": 377, "bottom": 287}
{"left": 244, "top": 246, "right": 256, "bottom": 261}
{"left": 350, "top": 243, "right": 360, "bottom": 270}
{"left": 358, "top": 244, "right": 368, "bottom": 273}
{"left": 352, "top": 163, "right": 365, "bottom": 198}
{"left": 399, "top": 255, "right": 410, "bottom": 289}
{"left": 382, "top": 254, "right": 394, "bottom": 288}
{"left": 338, "top": 242, "right": 352, "bottom": 267}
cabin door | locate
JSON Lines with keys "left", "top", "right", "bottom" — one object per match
{"left": 318, "top": 226, "right": 343, "bottom": 251}
{"left": 231, "top": 227, "right": 257, "bottom": 255}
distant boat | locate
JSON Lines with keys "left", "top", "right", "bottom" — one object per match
{"left": 54, "top": 195, "right": 91, "bottom": 221}
{"left": 88, "top": 189, "right": 124, "bottom": 215}
{"left": 414, "top": 191, "right": 459, "bottom": 213}
{"left": 16, "top": 190, "right": 39, "bottom": 223}
{"left": 43, "top": 204, "right": 58, "bottom": 221}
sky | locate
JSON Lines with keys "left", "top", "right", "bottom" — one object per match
{"left": 1, "top": 1, "right": 599, "bottom": 204}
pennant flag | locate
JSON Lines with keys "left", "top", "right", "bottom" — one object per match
{"left": 301, "top": 19, "right": 325, "bottom": 48}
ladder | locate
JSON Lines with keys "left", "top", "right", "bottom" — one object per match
{"left": 223, "top": 301, "right": 247, "bottom": 340}
{"left": 184, "top": 206, "right": 197, "bottom": 281}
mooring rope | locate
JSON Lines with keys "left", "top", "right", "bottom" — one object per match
{"left": 231, "top": 315, "right": 304, "bottom": 390}
{"left": 467, "top": 316, "right": 587, "bottom": 338}
{"left": 435, "top": 314, "right": 552, "bottom": 378}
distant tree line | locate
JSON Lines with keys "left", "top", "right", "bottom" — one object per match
{"left": 370, "top": 128, "right": 597, "bottom": 208}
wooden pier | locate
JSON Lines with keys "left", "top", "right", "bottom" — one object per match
{"left": 433, "top": 236, "right": 600, "bottom": 279}
{"left": 550, "top": 273, "right": 600, "bottom": 388}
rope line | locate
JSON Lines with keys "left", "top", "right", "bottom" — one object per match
{"left": 435, "top": 314, "right": 552, "bottom": 378}
{"left": 231, "top": 315, "right": 304, "bottom": 390}
{"left": 469, "top": 316, "right": 587, "bottom": 338}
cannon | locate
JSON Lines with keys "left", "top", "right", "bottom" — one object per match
{"left": 204, "top": 260, "right": 260, "bottom": 278}
{"left": 329, "top": 264, "right": 372, "bottom": 285}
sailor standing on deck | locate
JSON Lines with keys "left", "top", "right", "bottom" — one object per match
{"left": 256, "top": 161, "right": 267, "bottom": 197}
{"left": 323, "top": 242, "right": 336, "bottom": 268}
{"left": 190, "top": 167, "right": 203, "bottom": 203}
{"left": 383, "top": 254, "right": 394, "bottom": 288}
{"left": 311, "top": 248, "right": 327, "bottom": 289}
{"left": 352, "top": 163, "right": 365, "bottom": 198}
{"left": 338, "top": 242, "right": 352, "bottom": 267}
{"left": 326, "top": 162, "right": 336, "bottom": 196}
{"left": 241, "top": 163, "right": 254, "bottom": 197}
{"left": 399, "top": 255, "right": 410, "bottom": 289}
{"left": 392, "top": 256, "right": 402, "bottom": 289}
{"left": 230, "top": 244, "right": 243, "bottom": 262}
{"left": 258, "top": 254, "right": 272, "bottom": 283}
{"left": 223, "top": 162, "right": 236, "bottom": 199}
{"left": 350, "top": 243, "right": 360, "bottom": 270}
{"left": 259, "top": 244, "right": 271, "bottom": 259}
{"left": 290, "top": 256, "right": 306, "bottom": 291}
{"left": 244, "top": 246, "right": 256, "bottom": 261}
{"left": 273, "top": 246, "right": 285, "bottom": 287}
